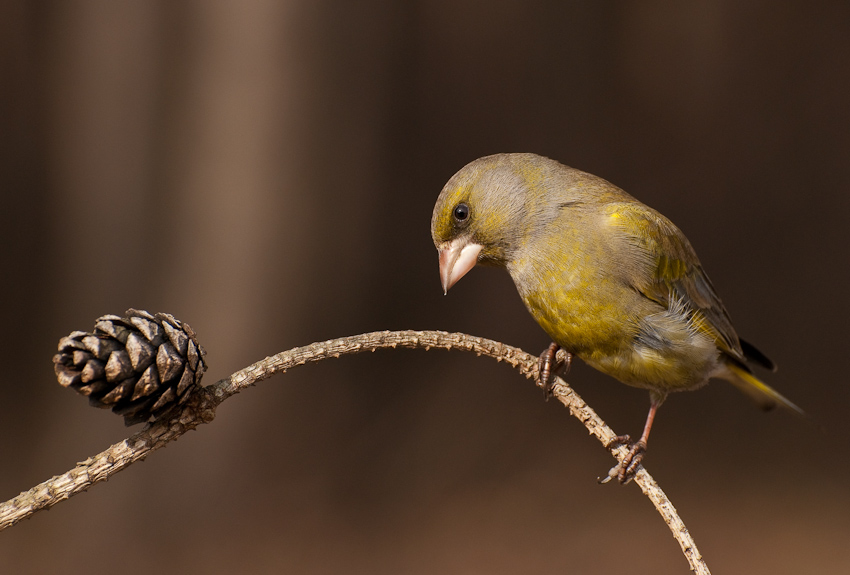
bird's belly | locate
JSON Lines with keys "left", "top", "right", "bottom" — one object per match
{"left": 585, "top": 343, "right": 719, "bottom": 394}
{"left": 521, "top": 286, "right": 721, "bottom": 394}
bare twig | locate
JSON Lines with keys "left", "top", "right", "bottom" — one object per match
{"left": 0, "top": 330, "right": 709, "bottom": 573}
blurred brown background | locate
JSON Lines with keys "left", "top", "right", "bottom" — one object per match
{"left": 2, "top": 1, "right": 848, "bottom": 573}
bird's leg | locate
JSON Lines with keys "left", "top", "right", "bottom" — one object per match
{"left": 617, "top": 401, "right": 657, "bottom": 483}
{"left": 536, "top": 342, "right": 572, "bottom": 400}
{"left": 600, "top": 399, "right": 660, "bottom": 484}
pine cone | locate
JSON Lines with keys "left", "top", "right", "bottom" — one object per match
{"left": 53, "top": 309, "right": 207, "bottom": 426}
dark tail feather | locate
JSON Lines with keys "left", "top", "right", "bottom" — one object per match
{"left": 740, "top": 338, "right": 777, "bottom": 372}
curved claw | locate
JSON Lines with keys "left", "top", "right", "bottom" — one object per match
{"left": 598, "top": 437, "right": 647, "bottom": 485}
{"left": 618, "top": 440, "right": 647, "bottom": 484}
{"left": 600, "top": 400, "right": 660, "bottom": 485}
{"left": 606, "top": 434, "right": 632, "bottom": 449}
{"left": 536, "top": 343, "right": 572, "bottom": 400}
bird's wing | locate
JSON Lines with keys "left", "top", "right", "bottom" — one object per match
{"left": 605, "top": 202, "right": 744, "bottom": 361}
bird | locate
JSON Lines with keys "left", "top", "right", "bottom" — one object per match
{"left": 430, "top": 152, "right": 803, "bottom": 483}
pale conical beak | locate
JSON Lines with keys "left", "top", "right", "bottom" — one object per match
{"left": 438, "top": 239, "right": 483, "bottom": 294}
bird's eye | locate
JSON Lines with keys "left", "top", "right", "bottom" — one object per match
{"left": 453, "top": 203, "right": 469, "bottom": 222}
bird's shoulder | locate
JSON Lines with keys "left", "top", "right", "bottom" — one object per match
{"left": 601, "top": 201, "right": 696, "bottom": 267}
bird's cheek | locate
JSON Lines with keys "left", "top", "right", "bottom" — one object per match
{"left": 438, "top": 240, "right": 483, "bottom": 294}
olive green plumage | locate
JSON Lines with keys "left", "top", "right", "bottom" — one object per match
{"left": 431, "top": 153, "right": 801, "bottom": 415}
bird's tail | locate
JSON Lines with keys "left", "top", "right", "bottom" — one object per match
{"left": 723, "top": 361, "right": 807, "bottom": 418}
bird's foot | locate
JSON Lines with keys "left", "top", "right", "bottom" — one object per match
{"left": 599, "top": 435, "right": 647, "bottom": 485}
{"left": 536, "top": 343, "right": 572, "bottom": 400}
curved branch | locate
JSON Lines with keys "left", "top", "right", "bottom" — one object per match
{"left": 0, "top": 330, "right": 709, "bottom": 574}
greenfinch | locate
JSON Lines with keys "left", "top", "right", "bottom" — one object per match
{"left": 431, "top": 153, "right": 802, "bottom": 483}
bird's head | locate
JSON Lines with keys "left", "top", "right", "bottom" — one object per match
{"left": 431, "top": 153, "right": 557, "bottom": 294}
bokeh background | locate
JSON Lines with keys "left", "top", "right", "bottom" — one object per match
{"left": 2, "top": 1, "right": 848, "bottom": 573}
